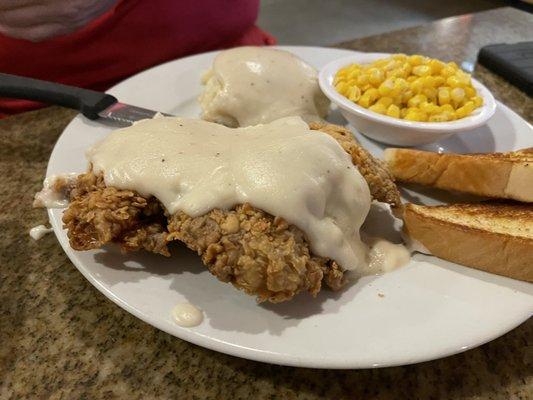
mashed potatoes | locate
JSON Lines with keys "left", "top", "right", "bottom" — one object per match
{"left": 199, "top": 46, "right": 330, "bottom": 127}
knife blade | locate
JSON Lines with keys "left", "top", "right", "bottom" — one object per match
{"left": 0, "top": 72, "right": 170, "bottom": 126}
{"left": 97, "top": 102, "right": 171, "bottom": 126}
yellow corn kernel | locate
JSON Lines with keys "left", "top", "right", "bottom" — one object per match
{"left": 373, "top": 59, "right": 389, "bottom": 69}
{"left": 440, "top": 104, "right": 454, "bottom": 113}
{"left": 420, "top": 76, "right": 435, "bottom": 88}
{"left": 418, "top": 113, "right": 429, "bottom": 122}
{"left": 335, "top": 81, "right": 346, "bottom": 91}
{"left": 364, "top": 88, "right": 379, "bottom": 102}
{"left": 394, "top": 78, "right": 409, "bottom": 92}
{"left": 454, "top": 107, "right": 468, "bottom": 119}
{"left": 347, "top": 70, "right": 360, "bottom": 81}
{"left": 463, "top": 101, "right": 475, "bottom": 113}
{"left": 401, "top": 89, "right": 414, "bottom": 103}
{"left": 407, "top": 94, "right": 427, "bottom": 108}
{"left": 419, "top": 102, "right": 431, "bottom": 113}
{"left": 412, "top": 65, "right": 431, "bottom": 77}
{"left": 472, "top": 96, "right": 483, "bottom": 108}
{"left": 438, "top": 87, "right": 451, "bottom": 105}
{"left": 336, "top": 83, "right": 349, "bottom": 96}
{"left": 391, "top": 95, "right": 402, "bottom": 106}
{"left": 384, "top": 60, "right": 399, "bottom": 71}
{"left": 336, "top": 80, "right": 348, "bottom": 89}
{"left": 391, "top": 86, "right": 403, "bottom": 97}
{"left": 428, "top": 59, "right": 445, "bottom": 74}
{"left": 465, "top": 86, "right": 476, "bottom": 98}
{"left": 368, "top": 68, "right": 385, "bottom": 86}
{"left": 386, "top": 104, "right": 400, "bottom": 118}
{"left": 428, "top": 112, "right": 451, "bottom": 122}
{"left": 406, "top": 75, "right": 417, "bottom": 83}
{"left": 358, "top": 94, "right": 372, "bottom": 108}
{"left": 336, "top": 69, "right": 348, "bottom": 78}
{"left": 420, "top": 102, "right": 439, "bottom": 114}
{"left": 403, "top": 112, "right": 417, "bottom": 121}
{"left": 378, "top": 79, "right": 395, "bottom": 96}
{"left": 446, "top": 75, "right": 462, "bottom": 88}
{"left": 369, "top": 103, "right": 387, "bottom": 114}
{"left": 422, "top": 87, "right": 437, "bottom": 102}
{"left": 450, "top": 87, "right": 465, "bottom": 103}
{"left": 404, "top": 110, "right": 427, "bottom": 122}
{"left": 410, "top": 78, "right": 424, "bottom": 94}
{"left": 447, "top": 61, "right": 459, "bottom": 70}
{"left": 391, "top": 68, "right": 404, "bottom": 77}
{"left": 400, "top": 63, "right": 412, "bottom": 77}
{"left": 357, "top": 74, "right": 369, "bottom": 87}
{"left": 408, "top": 55, "right": 425, "bottom": 66}
{"left": 440, "top": 66, "right": 455, "bottom": 78}
{"left": 400, "top": 107, "right": 409, "bottom": 118}
{"left": 347, "top": 78, "right": 357, "bottom": 87}
{"left": 392, "top": 54, "right": 408, "bottom": 61}
{"left": 347, "top": 86, "right": 361, "bottom": 102}
{"left": 431, "top": 75, "right": 446, "bottom": 87}
{"left": 377, "top": 96, "right": 393, "bottom": 107}
{"left": 454, "top": 101, "right": 475, "bottom": 119}
{"left": 456, "top": 70, "right": 471, "bottom": 82}
{"left": 386, "top": 69, "right": 403, "bottom": 79}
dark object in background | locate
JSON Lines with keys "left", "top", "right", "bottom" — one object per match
{"left": 478, "top": 41, "right": 533, "bottom": 96}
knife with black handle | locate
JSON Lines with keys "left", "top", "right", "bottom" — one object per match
{"left": 0, "top": 73, "right": 167, "bottom": 125}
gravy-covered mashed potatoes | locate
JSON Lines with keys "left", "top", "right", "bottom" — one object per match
{"left": 199, "top": 47, "right": 330, "bottom": 127}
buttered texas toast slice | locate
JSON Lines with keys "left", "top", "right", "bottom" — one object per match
{"left": 403, "top": 202, "right": 533, "bottom": 282}
{"left": 384, "top": 148, "right": 533, "bottom": 202}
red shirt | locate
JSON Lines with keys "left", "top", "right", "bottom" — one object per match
{"left": 0, "top": 0, "right": 275, "bottom": 117}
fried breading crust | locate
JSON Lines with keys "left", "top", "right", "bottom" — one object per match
{"left": 58, "top": 123, "right": 400, "bottom": 302}
{"left": 167, "top": 205, "right": 344, "bottom": 302}
{"left": 62, "top": 173, "right": 169, "bottom": 256}
{"left": 310, "top": 122, "right": 401, "bottom": 208}
{"left": 62, "top": 172, "right": 343, "bottom": 302}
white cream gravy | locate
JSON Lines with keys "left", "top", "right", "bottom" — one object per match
{"left": 171, "top": 303, "right": 203, "bottom": 327}
{"left": 88, "top": 116, "right": 371, "bottom": 271}
{"left": 33, "top": 173, "right": 77, "bottom": 208}
{"left": 199, "top": 46, "right": 330, "bottom": 127}
{"left": 365, "top": 239, "right": 411, "bottom": 274}
{"left": 29, "top": 225, "right": 53, "bottom": 240}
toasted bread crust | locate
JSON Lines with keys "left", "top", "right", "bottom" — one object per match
{"left": 404, "top": 203, "right": 533, "bottom": 282}
{"left": 384, "top": 148, "right": 533, "bottom": 202}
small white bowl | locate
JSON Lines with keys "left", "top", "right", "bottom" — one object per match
{"left": 319, "top": 53, "right": 497, "bottom": 146}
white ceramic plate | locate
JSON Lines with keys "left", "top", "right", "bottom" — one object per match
{"left": 46, "top": 46, "right": 533, "bottom": 369}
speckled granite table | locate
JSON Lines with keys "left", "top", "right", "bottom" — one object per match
{"left": 1, "top": 7, "right": 532, "bottom": 400}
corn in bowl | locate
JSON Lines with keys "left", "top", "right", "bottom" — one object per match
{"left": 334, "top": 54, "right": 484, "bottom": 122}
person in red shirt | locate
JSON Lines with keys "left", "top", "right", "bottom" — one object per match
{"left": 0, "top": 0, "right": 275, "bottom": 117}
